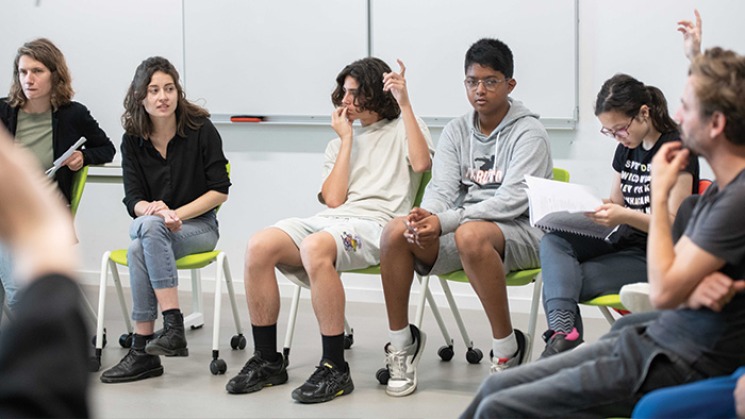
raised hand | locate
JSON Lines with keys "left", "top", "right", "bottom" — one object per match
{"left": 677, "top": 9, "right": 702, "bottom": 60}
{"left": 383, "top": 59, "right": 410, "bottom": 108}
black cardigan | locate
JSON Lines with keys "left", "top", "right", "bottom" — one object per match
{"left": 0, "top": 99, "right": 116, "bottom": 203}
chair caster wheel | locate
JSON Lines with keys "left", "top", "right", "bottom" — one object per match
{"left": 230, "top": 334, "right": 247, "bottom": 350}
{"left": 375, "top": 367, "right": 390, "bottom": 385}
{"left": 466, "top": 347, "right": 483, "bottom": 364}
{"left": 438, "top": 345, "right": 454, "bottom": 361}
{"left": 119, "top": 333, "right": 133, "bottom": 348}
{"left": 91, "top": 329, "right": 107, "bottom": 348}
{"left": 88, "top": 356, "right": 101, "bottom": 372}
{"left": 210, "top": 358, "right": 227, "bottom": 375}
{"left": 343, "top": 334, "right": 354, "bottom": 349}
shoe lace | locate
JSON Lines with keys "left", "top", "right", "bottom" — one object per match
{"left": 385, "top": 348, "right": 408, "bottom": 380}
{"left": 238, "top": 356, "right": 263, "bottom": 375}
{"left": 306, "top": 364, "right": 334, "bottom": 385}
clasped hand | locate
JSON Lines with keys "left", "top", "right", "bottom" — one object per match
{"left": 403, "top": 207, "right": 440, "bottom": 248}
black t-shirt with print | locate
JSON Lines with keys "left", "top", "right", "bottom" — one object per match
{"left": 609, "top": 130, "right": 699, "bottom": 248}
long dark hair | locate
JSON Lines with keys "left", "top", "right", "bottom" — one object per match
{"left": 331, "top": 57, "right": 400, "bottom": 121}
{"left": 594, "top": 73, "right": 677, "bottom": 134}
{"left": 122, "top": 56, "right": 209, "bottom": 138}
{"left": 8, "top": 38, "right": 74, "bottom": 110}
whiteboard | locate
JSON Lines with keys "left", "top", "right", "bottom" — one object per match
{"left": 589, "top": 0, "right": 745, "bottom": 120}
{"left": 370, "top": 0, "right": 577, "bottom": 123}
{"left": 183, "top": 0, "right": 368, "bottom": 117}
{"left": 0, "top": 0, "right": 184, "bottom": 148}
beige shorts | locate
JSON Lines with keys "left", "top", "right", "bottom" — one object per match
{"left": 274, "top": 215, "right": 384, "bottom": 286}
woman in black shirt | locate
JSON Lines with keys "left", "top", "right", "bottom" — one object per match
{"left": 100, "top": 57, "right": 230, "bottom": 383}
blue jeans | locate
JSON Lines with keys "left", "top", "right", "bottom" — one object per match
{"left": 128, "top": 212, "right": 219, "bottom": 322}
{"left": 540, "top": 231, "right": 646, "bottom": 336}
{"left": 460, "top": 324, "right": 706, "bottom": 418}
{"left": 633, "top": 366, "right": 745, "bottom": 419}
{"left": 0, "top": 241, "right": 20, "bottom": 315}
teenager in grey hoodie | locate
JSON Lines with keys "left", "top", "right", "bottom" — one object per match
{"left": 378, "top": 38, "right": 552, "bottom": 398}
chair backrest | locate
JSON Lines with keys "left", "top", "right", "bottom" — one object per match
{"left": 413, "top": 171, "right": 432, "bottom": 207}
{"left": 70, "top": 165, "right": 89, "bottom": 218}
{"left": 552, "top": 167, "right": 570, "bottom": 183}
{"left": 699, "top": 178, "right": 712, "bottom": 194}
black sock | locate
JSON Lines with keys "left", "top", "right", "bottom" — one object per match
{"left": 132, "top": 333, "right": 154, "bottom": 350}
{"left": 252, "top": 324, "right": 279, "bottom": 362}
{"left": 162, "top": 308, "right": 181, "bottom": 317}
{"left": 321, "top": 333, "right": 345, "bottom": 370}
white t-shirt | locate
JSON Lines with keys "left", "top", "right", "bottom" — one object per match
{"left": 316, "top": 116, "right": 433, "bottom": 224}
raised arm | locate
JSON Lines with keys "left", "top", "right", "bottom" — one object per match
{"left": 383, "top": 59, "right": 431, "bottom": 173}
{"left": 677, "top": 9, "right": 703, "bottom": 61}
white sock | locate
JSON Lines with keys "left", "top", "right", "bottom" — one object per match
{"left": 492, "top": 331, "right": 517, "bottom": 359}
{"left": 389, "top": 326, "right": 414, "bottom": 350}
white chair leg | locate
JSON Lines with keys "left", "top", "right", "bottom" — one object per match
{"left": 184, "top": 269, "right": 205, "bottom": 329}
{"left": 439, "top": 277, "right": 475, "bottom": 351}
{"left": 93, "top": 251, "right": 112, "bottom": 370}
{"left": 598, "top": 306, "right": 616, "bottom": 325}
{"left": 220, "top": 253, "right": 243, "bottom": 335}
{"left": 524, "top": 273, "right": 543, "bottom": 362}
{"left": 282, "top": 284, "right": 302, "bottom": 360}
{"left": 416, "top": 274, "right": 454, "bottom": 350}
{"left": 110, "top": 260, "right": 132, "bottom": 335}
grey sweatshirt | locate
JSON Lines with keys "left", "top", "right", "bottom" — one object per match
{"left": 421, "top": 99, "right": 553, "bottom": 235}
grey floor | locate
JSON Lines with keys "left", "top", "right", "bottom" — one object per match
{"left": 82, "top": 285, "right": 613, "bottom": 419}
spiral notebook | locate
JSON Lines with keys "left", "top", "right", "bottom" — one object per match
{"left": 525, "top": 175, "right": 616, "bottom": 240}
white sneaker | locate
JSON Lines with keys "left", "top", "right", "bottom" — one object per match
{"left": 490, "top": 329, "right": 529, "bottom": 374}
{"left": 385, "top": 324, "right": 427, "bottom": 397}
{"left": 620, "top": 282, "right": 654, "bottom": 313}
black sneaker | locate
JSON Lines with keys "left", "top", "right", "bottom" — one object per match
{"left": 100, "top": 348, "right": 163, "bottom": 383}
{"left": 540, "top": 328, "right": 583, "bottom": 359}
{"left": 291, "top": 360, "right": 354, "bottom": 403}
{"left": 225, "top": 352, "right": 288, "bottom": 394}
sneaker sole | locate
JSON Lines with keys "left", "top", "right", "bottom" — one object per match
{"left": 291, "top": 382, "right": 354, "bottom": 404}
{"left": 100, "top": 366, "right": 164, "bottom": 384}
{"left": 386, "top": 331, "right": 427, "bottom": 397}
{"left": 226, "top": 371, "right": 289, "bottom": 394}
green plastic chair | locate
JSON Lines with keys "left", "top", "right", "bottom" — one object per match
{"left": 281, "top": 171, "right": 433, "bottom": 362}
{"left": 427, "top": 167, "right": 570, "bottom": 364}
{"left": 92, "top": 164, "right": 245, "bottom": 375}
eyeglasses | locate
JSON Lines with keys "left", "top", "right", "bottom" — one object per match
{"left": 600, "top": 117, "right": 635, "bottom": 139}
{"left": 464, "top": 77, "right": 509, "bottom": 92}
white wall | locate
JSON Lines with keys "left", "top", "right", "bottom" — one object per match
{"left": 5, "top": 1, "right": 742, "bottom": 318}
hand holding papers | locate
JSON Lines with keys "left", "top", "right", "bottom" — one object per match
{"left": 525, "top": 175, "right": 616, "bottom": 240}
{"left": 45, "top": 137, "right": 86, "bottom": 178}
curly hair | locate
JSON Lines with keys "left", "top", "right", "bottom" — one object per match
{"left": 594, "top": 73, "right": 678, "bottom": 134}
{"left": 8, "top": 38, "right": 74, "bottom": 110}
{"left": 689, "top": 47, "right": 745, "bottom": 145}
{"left": 331, "top": 57, "right": 400, "bottom": 121}
{"left": 122, "top": 56, "right": 209, "bottom": 138}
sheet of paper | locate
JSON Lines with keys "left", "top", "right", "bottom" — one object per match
{"left": 46, "top": 137, "right": 86, "bottom": 178}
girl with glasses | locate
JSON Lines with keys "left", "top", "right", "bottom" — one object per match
{"left": 538, "top": 73, "right": 700, "bottom": 358}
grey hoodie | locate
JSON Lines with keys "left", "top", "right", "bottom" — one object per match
{"left": 421, "top": 99, "right": 552, "bottom": 235}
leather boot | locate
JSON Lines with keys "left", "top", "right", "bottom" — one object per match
{"left": 145, "top": 311, "right": 188, "bottom": 357}
{"left": 100, "top": 348, "right": 163, "bottom": 383}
